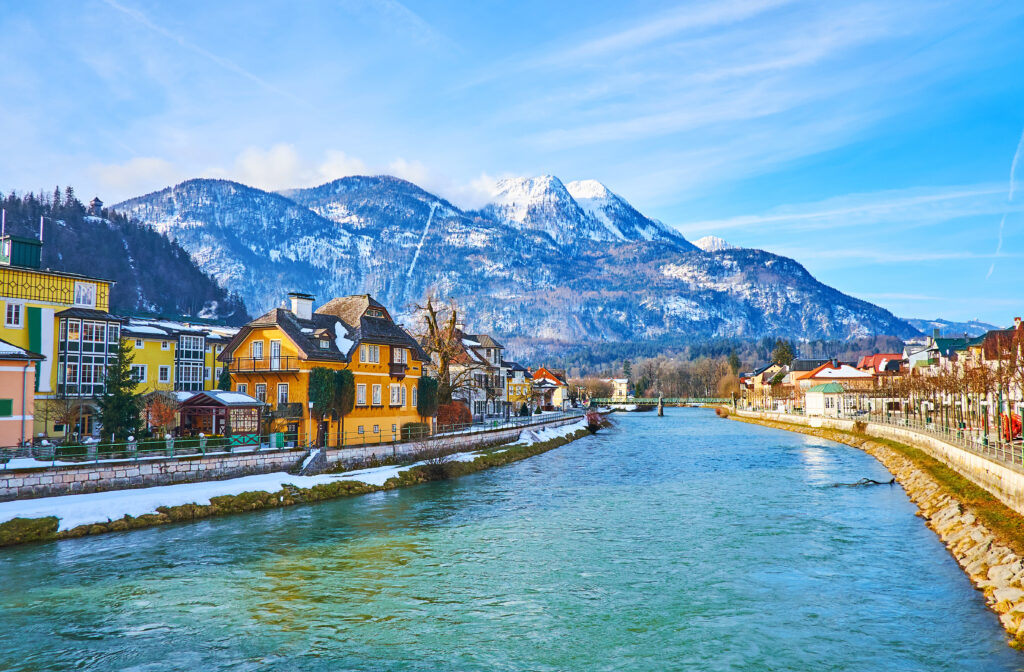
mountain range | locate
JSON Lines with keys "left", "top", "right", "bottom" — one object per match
{"left": 113, "top": 174, "right": 920, "bottom": 355}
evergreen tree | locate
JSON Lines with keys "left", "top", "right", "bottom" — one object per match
{"left": 217, "top": 367, "right": 232, "bottom": 391}
{"left": 623, "top": 359, "right": 632, "bottom": 380}
{"left": 417, "top": 376, "right": 439, "bottom": 423}
{"left": 728, "top": 350, "right": 741, "bottom": 375}
{"left": 63, "top": 185, "right": 75, "bottom": 208}
{"left": 771, "top": 339, "right": 795, "bottom": 366}
{"left": 332, "top": 369, "right": 356, "bottom": 447}
{"left": 52, "top": 185, "right": 61, "bottom": 209}
{"left": 308, "top": 367, "right": 334, "bottom": 446}
{"left": 97, "top": 340, "right": 142, "bottom": 442}
{"left": 519, "top": 402, "right": 530, "bottom": 417}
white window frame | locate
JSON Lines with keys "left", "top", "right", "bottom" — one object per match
{"left": 255, "top": 383, "right": 266, "bottom": 402}
{"left": 135, "top": 339, "right": 143, "bottom": 349}
{"left": 72, "top": 281, "right": 96, "bottom": 308}
{"left": 237, "top": 383, "right": 248, "bottom": 395}
{"left": 4, "top": 302, "right": 23, "bottom": 329}
{"left": 158, "top": 365, "right": 171, "bottom": 384}
{"left": 161, "top": 340, "right": 170, "bottom": 351}
{"left": 130, "top": 364, "right": 147, "bottom": 383}
{"left": 251, "top": 340, "right": 264, "bottom": 360}
{"left": 372, "top": 384, "right": 381, "bottom": 406}
{"left": 356, "top": 384, "right": 367, "bottom": 406}
{"left": 401, "top": 385, "right": 407, "bottom": 407}
{"left": 390, "top": 384, "right": 400, "bottom": 406}
{"left": 412, "top": 385, "right": 418, "bottom": 407}
{"left": 277, "top": 383, "right": 289, "bottom": 404}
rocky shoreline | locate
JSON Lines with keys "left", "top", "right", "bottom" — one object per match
{"left": 734, "top": 415, "right": 1024, "bottom": 648}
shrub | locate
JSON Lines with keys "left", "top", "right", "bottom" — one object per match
{"left": 437, "top": 402, "right": 471, "bottom": 430}
{"left": 401, "top": 422, "right": 430, "bottom": 441}
{"left": 853, "top": 420, "right": 868, "bottom": 433}
{"left": 519, "top": 403, "right": 530, "bottom": 417}
{"left": 54, "top": 444, "right": 87, "bottom": 460}
{"left": 714, "top": 406, "right": 730, "bottom": 418}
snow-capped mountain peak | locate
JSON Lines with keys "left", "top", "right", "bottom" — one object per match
{"left": 565, "top": 179, "right": 612, "bottom": 200}
{"left": 693, "top": 236, "right": 736, "bottom": 252}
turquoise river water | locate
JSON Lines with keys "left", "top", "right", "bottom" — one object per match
{"left": 1, "top": 408, "right": 1023, "bottom": 671}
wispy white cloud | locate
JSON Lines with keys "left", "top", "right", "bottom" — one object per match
{"left": 99, "top": 0, "right": 306, "bottom": 106}
{"left": 677, "top": 184, "right": 1016, "bottom": 236}
{"left": 987, "top": 127, "right": 1024, "bottom": 279}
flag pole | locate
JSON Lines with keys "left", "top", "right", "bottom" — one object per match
{"left": 39, "top": 215, "right": 44, "bottom": 242}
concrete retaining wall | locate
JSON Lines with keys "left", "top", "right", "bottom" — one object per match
{"left": 0, "top": 415, "right": 584, "bottom": 501}
{"left": 738, "top": 410, "right": 1024, "bottom": 517}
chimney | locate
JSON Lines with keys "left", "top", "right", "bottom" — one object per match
{"left": 288, "top": 292, "right": 314, "bottom": 320}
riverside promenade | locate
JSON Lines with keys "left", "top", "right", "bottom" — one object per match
{"left": 0, "top": 411, "right": 586, "bottom": 501}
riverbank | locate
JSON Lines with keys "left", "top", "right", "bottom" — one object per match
{"left": 732, "top": 412, "right": 1024, "bottom": 647}
{"left": 0, "top": 420, "right": 596, "bottom": 548}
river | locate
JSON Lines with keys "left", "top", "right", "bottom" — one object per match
{"left": 0, "top": 408, "right": 1021, "bottom": 671}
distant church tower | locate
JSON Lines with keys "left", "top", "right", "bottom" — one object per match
{"left": 89, "top": 197, "right": 103, "bottom": 216}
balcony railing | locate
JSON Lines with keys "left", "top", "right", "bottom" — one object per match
{"left": 389, "top": 362, "right": 407, "bottom": 379}
{"left": 267, "top": 402, "right": 304, "bottom": 420}
{"left": 228, "top": 356, "right": 301, "bottom": 373}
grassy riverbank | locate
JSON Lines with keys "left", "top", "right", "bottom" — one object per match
{"left": 0, "top": 425, "right": 594, "bottom": 548}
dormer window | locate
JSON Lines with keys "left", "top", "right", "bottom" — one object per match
{"left": 319, "top": 338, "right": 329, "bottom": 349}
{"left": 366, "top": 308, "right": 384, "bottom": 318}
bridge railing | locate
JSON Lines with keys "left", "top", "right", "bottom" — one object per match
{"left": 592, "top": 397, "right": 731, "bottom": 405}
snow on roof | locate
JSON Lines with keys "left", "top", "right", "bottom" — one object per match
{"left": 811, "top": 364, "right": 873, "bottom": 379}
{"left": 334, "top": 321, "right": 355, "bottom": 355}
{"left": 125, "top": 325, "right": 169, "bottom": 335}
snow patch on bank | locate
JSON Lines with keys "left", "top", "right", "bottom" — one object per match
{"left": 514, "top": 420, "right": 588, "bottom": 446}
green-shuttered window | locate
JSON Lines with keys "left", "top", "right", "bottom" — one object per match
{"left": 0, "top": 399, "right": 13, "bottom": 417}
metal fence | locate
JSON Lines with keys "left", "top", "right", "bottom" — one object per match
{"left": 745, "top": 406, "right": 1024, "bottom": 471}
{"left": 0, "top": 409, "right": 586, "bottom": 470}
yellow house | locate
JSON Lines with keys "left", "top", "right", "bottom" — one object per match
{"left": 123, "top": 317, "right": 236, "bottom": 394}
{"left": 505, "top": 360, "right": 532, "bottom": 409}
{"left": 219, "top": 293, "right": 429, "bottom": 445}
{"left": 0, "top": 235, "right": 120, "bottom": 437}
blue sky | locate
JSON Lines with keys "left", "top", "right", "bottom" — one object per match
{"left": 1, "top": 0, "right": 1022, "bottom": 325}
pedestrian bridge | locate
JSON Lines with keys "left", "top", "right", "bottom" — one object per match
{"left": 592, "top": 397, "right": 730, "bottom": 406}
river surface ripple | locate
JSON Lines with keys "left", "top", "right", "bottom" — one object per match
{"left": 1, "top": 409, "right": 1022, "bottom": 671}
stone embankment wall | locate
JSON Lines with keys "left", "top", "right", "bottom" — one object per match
{"left": 736, "top": 413, "right": 1024, "bottom": 646}
{"left": 0, "top": 416, "right": 584, "bottom": 502}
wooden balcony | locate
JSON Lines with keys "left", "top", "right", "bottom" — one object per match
{"left": 228, "top": 356, "right": 301, "bottom": 374}
{"left": 389, "top": 362, "right": 407, "bottom": 379}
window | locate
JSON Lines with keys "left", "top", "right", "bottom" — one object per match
{"left": 372, "top": 384, "right": 381, "bottom": 405}
{"left": 81, "top": 364, "right": 94, "bottom": 386}
{"left": 251, "top": 340, "right": 263, "bottom": 360}
{"left": 64, "top": 362, "right": 79, "bottom": 385}
{"left": 161, "top": 341, "right": 170, "bottom": 351}
{"left": 5, "top": 302, "right": 23, "bottom": 328}
{"left": 373, "top": 424, "right": 380, "bottom": 433}
{"left": 237, "top": 383, "right": 248, "bottom": 395}
{"left": 393, "top": 348, "right": 408, "bottom": 364}
{"left": 179, "top": 335, "right": 204, "bottom": 360}
{"left": 158, "top": 366, "right": 171, "bottom": 384}
{"left": 130, "top": 364, "right": 147, "bottom": 383}
{"left": 205, "top": 367, "right": 211, "bottom": 380}
{"left": 356, "top": 384, "right": 367, "bottom": 406}
{"left": 390, "top": 384, "right": 400, "bottom": 406}
{"left": 366, "top": 308, "right": 384, "bottom": 318}
{"left": 361, "top": 344, "right": 380, "bottom": 363}
{"left": 277, "top": 384, "right": 289, "bottom": 404}
{"left": 412, "top": 385, "right": 418, "bottom": 407}
{"left": 255, "top": 384, "right": 266, "bottom": 402}
{"left": 108, "top": 324, "right": 119, "bottom": 343}
{"left": 177, "top": 362, "right": 203, "bottom": 390}
{"left": 67, "top": 319, "right": 80, "bottom": 343}
{"left": 73, "top": 281, "right": 96, "bottom": 307}
{"left": 401, "top": 386, "right": 407, "bottom": 407}
{"left": 391, "top": 423, "right": 397, "bottom": 433}
{"left": 135, "top": 339, "right": 143, "bottom": 349}
{"left": 358, "top": 425, "right": 364, "bottom": 435}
